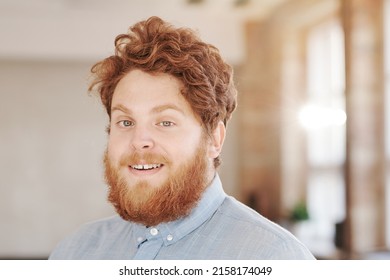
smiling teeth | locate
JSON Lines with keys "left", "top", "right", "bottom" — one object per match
{"left": 131, "top": 164, "right": 162, "bottom": 170}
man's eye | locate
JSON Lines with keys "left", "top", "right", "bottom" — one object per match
{"left": 118, "top": 120, "right": 133, "bottom": 127}
{"left": 158, "top": 121, "right": 174, "bottom": 127}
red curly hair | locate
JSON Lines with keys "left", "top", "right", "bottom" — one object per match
{"left": 89, "top": 16, "right": 237, "bottom": 167}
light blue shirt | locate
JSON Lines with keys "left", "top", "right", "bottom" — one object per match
{"left": 49, "top": 175, "right": 315, "bottom": 260}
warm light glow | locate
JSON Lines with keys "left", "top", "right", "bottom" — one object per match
{"left": 298, "top": 104, "right": 347, "bottom": 129}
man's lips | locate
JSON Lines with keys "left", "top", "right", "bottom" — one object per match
{"left": 126, "top": 164, "right": 163, "bottom": 178}
{"left": 130, "top": 163, "right": 163, "bottom": 171}
{"left": 127, "top": 163, "right": 165, "bottom": 177}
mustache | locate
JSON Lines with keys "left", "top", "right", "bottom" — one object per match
{"left": 119, "top": 152, "right": 170, "bottom": 166}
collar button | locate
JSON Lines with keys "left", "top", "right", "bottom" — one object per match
{"left": 150, "top": 228, "right": 159, "bottom": 236}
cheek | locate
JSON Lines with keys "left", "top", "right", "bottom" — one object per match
{"left": 177, "top": 131, "right": 203, "bottom": 150}
{"left": 160, "top": 137, "right": 198, "bottom": 163}
{"left": 107, "top": 136, "right": 125, "bottom": 162}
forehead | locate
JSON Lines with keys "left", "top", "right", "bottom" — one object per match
{"left": 112, "top": 70, "right": 190, "bottom": 111}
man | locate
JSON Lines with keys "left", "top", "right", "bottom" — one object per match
{"left": 50, "top": 16, "right": 315, "bottom": 260}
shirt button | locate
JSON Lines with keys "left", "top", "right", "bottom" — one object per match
{"left": 167, "top": 234, "right": 173, "bottom": 241}
{"left": 137, "top": 237, "right": 144, "bottom": 243}
{"left": 150, "top": 228, "right": 159, "bottom": 236}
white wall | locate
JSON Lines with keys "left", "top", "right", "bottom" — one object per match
{"left": 0, "top": 60, "right": 114, "bottom": 258}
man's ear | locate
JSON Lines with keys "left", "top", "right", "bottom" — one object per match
{"left": 208, "top": 121, "right": 226, "bottom": 159}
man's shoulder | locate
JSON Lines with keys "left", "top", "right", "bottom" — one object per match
{"left": 217, "top": 196, "right": 286, "bottom": 233}
{"left": 66, "top": 215, "right": 127, "bottom": 239}
{"left": 49, "top": 215, "right": 127, "bottom": 259}
{"left": 205, "top": 196, "right": 315, "bottom": 259}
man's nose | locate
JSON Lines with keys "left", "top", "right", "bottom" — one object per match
{"left": 130, "top": 125, "right": 155, "bottom": 150}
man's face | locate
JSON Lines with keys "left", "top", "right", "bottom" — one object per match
{"left": 104, "top": 69, "right": 223, "bottom": 226}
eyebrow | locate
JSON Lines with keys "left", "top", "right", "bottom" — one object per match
{"left": 151, "top": 104, "right": 186, "bottom": 116}
{"left": 111, "top": 104, "right": 131, "bottom": 114}
{"left": 111, "top": 103, "right": 186, "bottom": 116}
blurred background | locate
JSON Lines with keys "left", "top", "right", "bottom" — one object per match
{"left": 0, "top": 0, "right": 389, "bottom": 260}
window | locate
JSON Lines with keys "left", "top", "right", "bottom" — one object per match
{"left": 300, "top": 19, "right": 346, "bottom": 253}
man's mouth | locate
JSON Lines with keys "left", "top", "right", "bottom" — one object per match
{"left": 130, "top": 164, "right": 163, "bottom": 171}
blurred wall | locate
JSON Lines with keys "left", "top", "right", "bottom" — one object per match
{"left": 0, "top": 60, "right": 114, "bottom": 258}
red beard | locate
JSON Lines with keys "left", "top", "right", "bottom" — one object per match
{"left": 104, "top": 139, "right": 210, "bottom": 226}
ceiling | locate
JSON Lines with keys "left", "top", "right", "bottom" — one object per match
{"left": 0, "top": 0, "right": 288, "bottom": 64}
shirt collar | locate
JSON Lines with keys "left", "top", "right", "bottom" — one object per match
{"left": 133, "top": 173, "right": 226, "bottom": 247}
